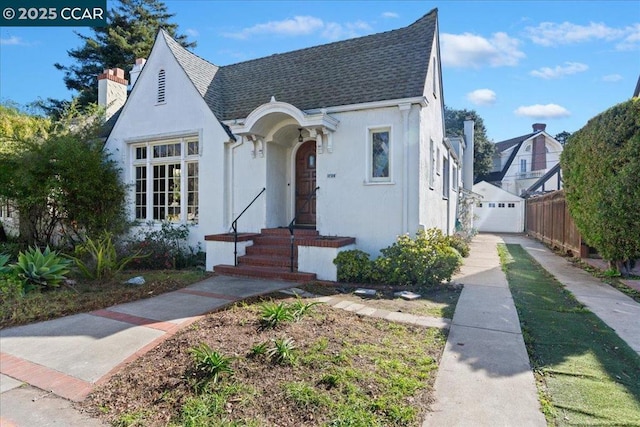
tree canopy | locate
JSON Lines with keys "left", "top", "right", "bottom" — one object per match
{"left": 0, "top": 104, "right": 127, "bottom": 246}
{"left": 444, "top": 106, "right": 495, "bottom": 179}
{"left": 561, "top": 98, "right": 640, "bottom": 272}
{"left": 49, "top": 0, "right": 195, "bottom": 111}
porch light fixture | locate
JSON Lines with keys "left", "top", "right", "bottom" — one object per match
{"left": 298, "top": 128, "right": 303, "bottom": 142}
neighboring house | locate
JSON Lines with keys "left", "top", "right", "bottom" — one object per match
{"left": 479, "top": 123, "right": 563, "bottom": 197}
{"left": 0, "top": 199, "right": 18, "bottom": 237}
{"left": 101, "top": 9, "right": 474, "bottom": 281}
{"left": 472, "top": 181, "right": 525, "bottom": 233}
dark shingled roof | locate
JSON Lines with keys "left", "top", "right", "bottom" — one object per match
{"left": 476, "top": 132, "right": 537, "bottom": 183}
{"left": 162, "top": 9, "right": 438, "bottom": 122}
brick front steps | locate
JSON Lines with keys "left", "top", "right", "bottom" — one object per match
{"left": 206, "top": 228, "right": 355, "bottom": 282}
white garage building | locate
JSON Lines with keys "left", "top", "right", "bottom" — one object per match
{"left": 472, "top": 181, "right": 525, "bottom": 233}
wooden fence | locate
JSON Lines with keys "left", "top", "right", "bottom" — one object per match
{"left": 525, "top": 190, "right": 586, "bottom": 257}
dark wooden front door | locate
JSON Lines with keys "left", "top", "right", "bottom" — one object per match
{"left": 295, "top": 140, "right": 317, "bottom": 226}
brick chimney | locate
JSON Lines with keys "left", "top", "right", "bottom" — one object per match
{"left": 532, "top": 123, "right": 546, "bottom": 132}
{"left": 98, "top": 68, "right": 128, "bottom": 122}
{"left": 531, "top": 123, "right": 547, "bottom": 171}
{"left": 128, "top": 58, "right": 146, "bottom": 90}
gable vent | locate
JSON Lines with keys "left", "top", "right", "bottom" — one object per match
{"left": 157, "top": 69, "right": 166, "bottom": 103}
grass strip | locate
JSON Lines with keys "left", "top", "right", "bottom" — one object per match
{"left": 498, "top": 244, "right": 640, "bottom": 426}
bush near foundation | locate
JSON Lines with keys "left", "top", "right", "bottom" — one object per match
{"left": 333, "top": 228, "right": 463, "bottom": 287}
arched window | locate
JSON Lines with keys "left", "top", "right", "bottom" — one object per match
{"left": 157, "top": 69, "right": 166, "bottom": 103}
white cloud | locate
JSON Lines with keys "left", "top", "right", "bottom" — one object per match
{"left": 602, "top": 74, "right": 623, "bottom": 82}
{"left": 185, "top": 28, "right": 199, "bottom": 38}
{"left": 222, "top": 16, "right": 371, "bottom": 41}
{"left": 524, "top": 21, "right": 629, "bottom": 47}
{"left": 467, "top": 89, "right": 497, "bottom": 106}
{"left": 382, "top": 12, "right": 399, "bottom": 18}
{"left": 616, "top": 23, "right": 640, "bottom": 51}
{"left": 514, "top": 104, "right": 571, "bottom": 119}
{"left": 441, "top": 32, "right": 525, "bottom": 68}
{"left": 0, "top": 36, "right": 24, "bottom": 45}
{"left": 530, "top": 62, "right": 588, "bottom": 79}
{"left": 322, "top": 20, "right": 372, "bottom": 40}
{"left": 223, "top": 16, "right": 324, "bottom": 39}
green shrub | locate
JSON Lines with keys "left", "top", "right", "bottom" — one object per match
{"left": 188, "top": 343, "right": 234, "bottom": 385}
{"left": 0, "top": 276, "right": 23, "bottom": 302}
{"left": 67, "top": 232, "right": 146, "bottom": 280}
{"left": 13, "top": 246, "right": 71, "bottom": 291}
{"left": 375, "top": 229, "right": 462, "bottom": 287}
{"left": 259, "top": 301, "right": 294, "bottom": 329}
{"left": 0, "top": 253, "right": 12, "bottom": 275}
{"left": 267, "top": 337, "right": 297, "bottom": 365}
{"left": 446, "top": 234, "right": 470, "bottom": 258}
{"left": 333, "top": 249, "right": 374, "bottom": 283}
{"left": 561, "top": 99, "right": 640, "bottom": 273}
{"left": 124, "top": 222, "right": 203, "bottom": 270}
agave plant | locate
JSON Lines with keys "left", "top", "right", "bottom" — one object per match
{"left": 13, "top": 246, "right": 71, "bottom": 290}
{"left": 0, "top": 253, "right": 11, "bottom": 276}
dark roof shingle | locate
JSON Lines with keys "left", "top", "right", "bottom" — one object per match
{"left": 163, "top": 9, "right": 438, "bottom": 122}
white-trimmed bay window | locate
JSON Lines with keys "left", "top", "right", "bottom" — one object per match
{"left": 368, "top": 127, "right": 391, "bottom": 182}
{"left": 132, "top": 137, "right": 199, "bottom": 223}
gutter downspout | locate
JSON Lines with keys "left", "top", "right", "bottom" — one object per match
{"left": 399, "top": 103, "right": 411, "bottom": 234}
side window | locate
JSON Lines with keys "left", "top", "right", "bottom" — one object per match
{"left": 369, "top": 128, "right": 391, "bottom": 182}
{"left": 429, "top": 139, "right": 435, "bottom": 189}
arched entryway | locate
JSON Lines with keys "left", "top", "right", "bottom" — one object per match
{"left": 295, "top": 140, "right": 317, "bottom": 226}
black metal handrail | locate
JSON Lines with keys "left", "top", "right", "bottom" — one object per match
{"left": 231, "top": 187, "right": 266, "bottom": 266}
{"left": 288, "top": 186, "right": 319, "bottom": 272}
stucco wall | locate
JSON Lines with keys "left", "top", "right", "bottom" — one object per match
{"left": 104, "top": 35, "right": 229, "bottom": 248}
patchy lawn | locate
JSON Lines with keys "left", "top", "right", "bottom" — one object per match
{"left": 499, "top": 244, "right": 640, "bottom": 425}
{"left": 81, "top": 295, "right": 448, "bottom": 426}
{"left": 0, "top": 269, "right": 212, "bottom": 329}
{"left": 299, "top": 282, "right": 462, "bottom": 319}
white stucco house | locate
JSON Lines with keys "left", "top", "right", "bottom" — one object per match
{"left": 480, "top": 123, "right": 563, "bottom": 197}
{"left": 471, "top": 123, "right": 563, "bottom": 233}
{"left": 100, "top": 9, "right": 474, "bottom": 281}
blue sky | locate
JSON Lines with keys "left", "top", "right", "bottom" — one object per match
{"left": 1, "top": 0, "right": 638, "bottom": 142}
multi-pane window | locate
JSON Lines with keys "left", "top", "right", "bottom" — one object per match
{"left": 520, "top": 158, "right": 527, "bottom": 173}
{"left": 132, "top": 138, "right": 199, "bottom": 223}
{"left": 508, "top": 203, "right": 516, "bottom": 208}
{"left": 498, "top": 203, "right": 505, "bottom": 208}
{"left": 370, "top": 128, "right": 390, "bottom": 181}
{"left": 0, "top": 198, "right": 12, "bottom": 218}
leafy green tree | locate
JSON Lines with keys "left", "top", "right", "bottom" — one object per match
{"left": 0, "top": 104, "right": 127, "bottom": 247}
{"left": 554, "top": 130, "right": 571, "bottom": 145}
{"left": 561, "top": 99, "right": 640, "bottom": 274}
{"left": 444, "top": 106, "right": 495, "bottom": 179}
{"left": 51, "top": 0, "right": 195, "bottom": 110}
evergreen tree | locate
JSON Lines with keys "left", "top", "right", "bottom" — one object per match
{"left": 51, "top": 0, "right": 195, "bottom": 110}
{"left": 444, "top": 106, "right": 495, "bottom": 180}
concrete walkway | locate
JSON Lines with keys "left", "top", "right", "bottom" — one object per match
{"left": 502, "top": 235, "right": 640, "bottom": 355}
{"left": 0, "top": 275, "right": 294, "bottom": 426}
{"left": 2, "top": 233, "right": 638, "bottom": 426}
{"left": 423, "top": 233, "right": 546, "bottom": 426}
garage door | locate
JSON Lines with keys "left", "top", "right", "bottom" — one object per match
{"left": 475, "top": 201, "right": 524, "bottom": 233}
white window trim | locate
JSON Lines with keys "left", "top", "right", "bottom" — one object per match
{"left": 365, "top": 125, "right": 394, "bottom": 185}
{"left": 429, "top": 138, "right": 435, "bottom": 190}
{"left": 130, "top": 135, "right": 200, "bottom": 224}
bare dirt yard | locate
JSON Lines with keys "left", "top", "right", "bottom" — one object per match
{"left": 81, "top": 284, "right": 460, "bottom": 426}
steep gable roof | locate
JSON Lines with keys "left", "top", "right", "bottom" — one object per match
{"left": 477, "top": 133, "right": 535, "bottom": 183}
{"left": 162, "top": 9, "right": 438, "bottom": 122}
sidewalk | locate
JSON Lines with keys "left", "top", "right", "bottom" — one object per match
{"left": 0, "top": 275, "right": 294, "bottom": 426}
{"left": 423, "top": 233, "right": 546, "bottom": 426}
{"left": 502, "top": 235, "right": 640, "bottom": 354}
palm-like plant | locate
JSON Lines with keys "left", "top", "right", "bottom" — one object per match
{"left": 13, "top": 246, "right": 71, "bottom": 290}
